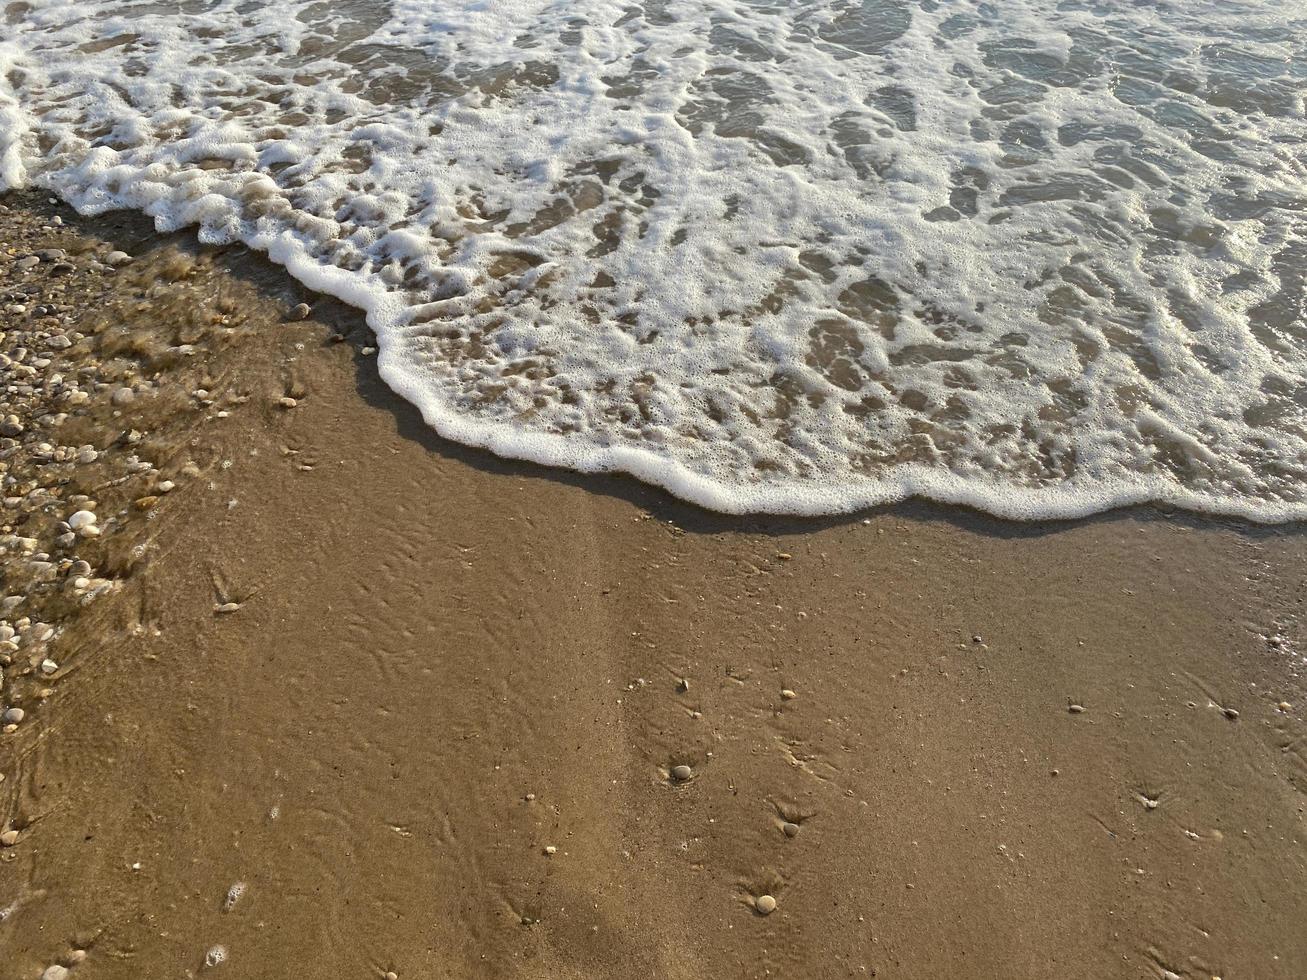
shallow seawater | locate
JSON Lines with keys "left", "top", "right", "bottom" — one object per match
{"left": 2, "top": 0, "right": 1305, "bottom": 519}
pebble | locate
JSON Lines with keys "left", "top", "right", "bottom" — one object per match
{"left": 40, "top": 659, "right": 58, "bottom": 675}
{"left": 158, "top": 480, "right": 176, "bottom": 493}
{"left": 214, "top": 602, "right": 241, "bottom": 614}
{"left": 544, "top": 845, "right": 557, "bottom": 855}
{"left": 15, "top": 255, "right": 40, "bottom": 270}
{"left": 755, "top": 894, "right": 777, "bottom": 915}
{"left": 105, "top": 250, "right": 132, "bottom": 266}
{"left": 670, "top": 764, "right": 693, "bottom": 782}
{"left": 1223, "top": 706, "right": 1239, "bottom": 721}
{"left": 277, "top": 397, "right": 298, "bottom": 409}
{"left": 42, "top": 967, "right": 69, "bottom": 980}
{"left": 223, "top": 881, "right": 246, "bottom": 911}
{"left": 782, "top": 822, "right": 800, "bottom": 838}
{"left": 111, "top": 387, "right": 135, "bottom": 406}
{"left": 385, "top": 973, "right": 398, "bottom": 980}
{"left": 675, "top": 677, "right": 689, "bottom": 693}
{"left": 1, "top": 829, "right": 18, "bottom": 846}
{"left": 1278, "top": 701, "right": 1292, "bottom": 712}
{"left": 0, "top": 414, "right": 22, "bottom": 436}
{"left": 204, "top": 945, "right": 227, "bottom": 968}
{"left": 2, "top": 707, "right": 24, "bottom": 724}
{"left": 1068, "top": 704, "right": 1085, "bottom": 714}
{"left": 67, "top": 509, "right": 97, "bottom": 530}
{"left": 780, "top": 689, "right": 797, "bottom": 700}
{"left": 290, "top": 302, "right": 312, "bottom": 320}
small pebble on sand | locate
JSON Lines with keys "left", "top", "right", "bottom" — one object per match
{"left": 105, "top": 250, "right": 132, "bottom": 266}
{"left": 223, "top": 881, "right": 246, "bottom": 911}
{"left": 1278, "top": 701, "right": 1292, "bottom": 712}
{"left": 2, "top": 707, "right": 24, "bottom": 724}
{"left": 385, "top": 973, "right": 398, "bottom": 980}
{"left": 1223, "top": 706, "right": 1239, "bottom": 720}
{"left": 1068, "top": 703, "right": 1085, "bottom": 714}
{"left": 780, "top": 689, "right": 797, "bottom": 700}
{"left": 671, "top": 764, "right": 693, "bottom": 782}
{"left": 111, "top": 387, "right": 135, "bottom": 406}
{"left": 40, "top": 659, "right": 58, "bottom": 675}
{"left": 544, "top": 845, "right": 557, "bottom": 855}
{"left": 1, "top": 829, "right": 19, "bottom": 846}
{"left": 204, "top": 945, "right": 227, "bottom": 968}
{"left": 290, "top": 302, "right": 312, "bottom": 320}
{"left": 277, "top": 397, "right": 298, "bottom": 409}
{"left": 782, "top": 822, "right": 800, "bottom": 838}
{"left": 214, "top": 602, "right": 241, "bottom": 614}
{"left": 675, "top": 677, "right": 689, "bottom": 693}
{"left": 755, "top": 894, "right": 777, "bottom": 915}
{"left": 42, "top": 966, "right": 69, "bottom": 980}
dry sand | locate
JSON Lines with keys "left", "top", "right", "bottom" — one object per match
{"left": 2, "top": 191, "right": 1306, "bottom": 979}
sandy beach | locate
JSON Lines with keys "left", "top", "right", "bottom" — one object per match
{"left": 2, "top": 191, "right": 1306, "bottom": 979}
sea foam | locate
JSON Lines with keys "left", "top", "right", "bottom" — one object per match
{"left": 2, "top": 0, "right": 1305, "bottom": 521}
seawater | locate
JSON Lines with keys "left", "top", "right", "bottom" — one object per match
{"left": 2, "top": 0, "right": 1305, "bottom": 520}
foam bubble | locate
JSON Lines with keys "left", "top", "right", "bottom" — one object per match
{"left": 2, "top": 0, "right": 1305, "bottom": 521}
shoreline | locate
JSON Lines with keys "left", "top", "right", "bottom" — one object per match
{"left": 2, "top": 190, "right": 1306, "bottom": 979}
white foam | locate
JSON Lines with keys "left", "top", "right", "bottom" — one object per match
{"left": 3, "top": 0, "right": 1305, "bottom": 521}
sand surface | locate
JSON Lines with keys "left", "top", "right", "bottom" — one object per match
{"left": 2, "top": 192, "right": 1306, "bottom": 979}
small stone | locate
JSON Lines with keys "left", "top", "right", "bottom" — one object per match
{"left": 66, "top": 950, "right": 87, "bottom": 965}
{"left": 135, "top": 496, "right": 159, "bottom": 510}
{"left": 42, "top": 966, "right": 69, "bottom": 980}
{"left": 385, "top": 973, "right": 398, "bottom": 980}
{"left": 0, "top": 414, "right": 22, "bottom": 436}
{"left": 1278, "top": 701, "right": 1292, "bottom": 712}
{"left": 780, "top": 689, "right": 797, "bottom": 700}
{"left": 214, "top": 602, "right": 241, "bottom": 614}
{"left": 204, "top": 945, "right": 227, "bottom": 968}
{"left": 105, "top": 250, "right": 132, "bottom": 267}
{"left": 1, "top": 829, "right": 19, "bottom": 846}
{"left": 277, "top": 397, "right": 298, "bottom": 409}
{"left": 361, "top": 346, "right": 377, "bottom": 355}
{"left": 111, "top": 387, "right": 135, "bottom": 406}
{"left": 755, "top": 894, "right": 777, "bottom": 915}
{"left": 1068, "top": 704, "right": 1085, "bottom": 714}
{"left": 675, "top": 677, "right": 689, "bottom": 693}
{"left": 544, "top": 845, "right": 557, "bottom": 855}
{"left": 2, "top": 707, "right": 24, "bottom": 724}
{"left": 776, "top": 553, "right": 792, "bottom": 561}
{"left": 223, "top": 881, "right": 246, "bottom": 911}
{"left": 782, "top": 822, "right": 800, "bottom": 838}
{"left": 15, "top": 255, "right": 39, "bottom": 270}
{"left": 40, "top": 659, "right": 58, "bottom": 675}
{"left": 290, "top": 303, "right": 312, "bottom": 320}
{"left": 1222, "top": 706, "right": 1239, "bottom": 721}
{"left": 68, "top": 509, "right": 98, "bottom": 530}
{"left": 670, "top": 764, "right": 693, "bottom": 782}
{"left": 158, "top": 480, "right": 176, "bottom": 493}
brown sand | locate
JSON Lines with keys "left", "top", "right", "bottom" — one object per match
{"left": 2, "top": 192, "right": 1306, "bottom": 979}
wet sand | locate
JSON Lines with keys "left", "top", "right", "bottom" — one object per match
{"left": 2, "top": 191, "right": 1306, "bottom": 979}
